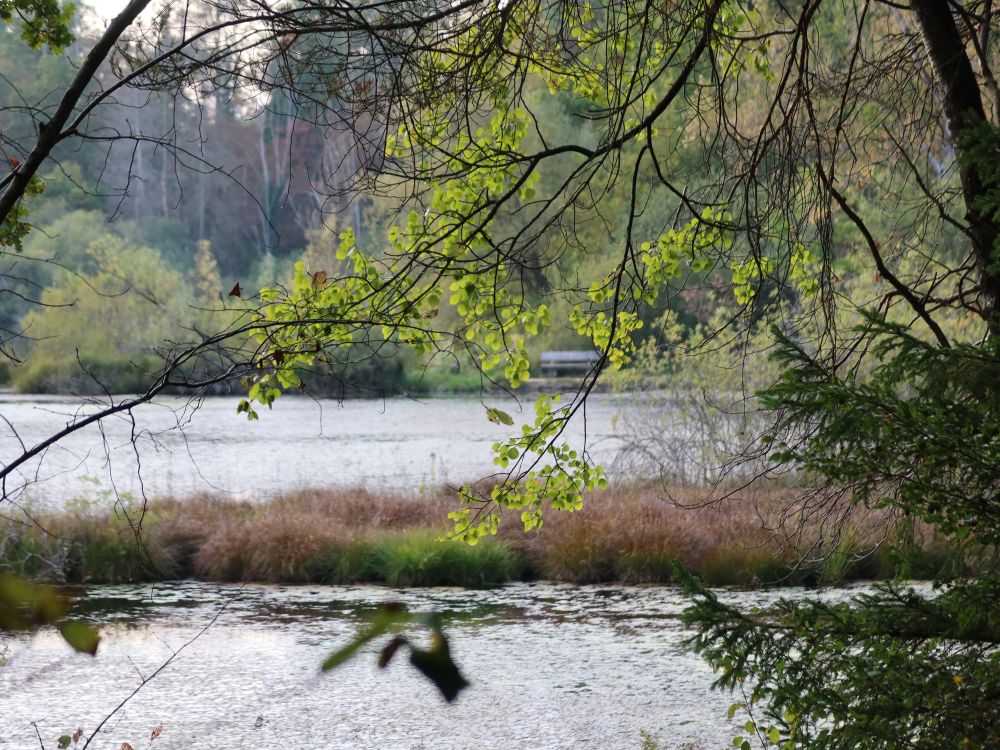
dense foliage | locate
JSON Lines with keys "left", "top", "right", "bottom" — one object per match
{"left": 678, "top": 319, "right": 1000, "bottom": 747}
{"left": 684, "top": 572, "right": 1000, "bottom": 749}
{"left": 3, "top": 0, "right": 1000, "bottom": 745}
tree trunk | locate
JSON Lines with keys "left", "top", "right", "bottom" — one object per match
{"left": 911, "top": 0, "right": 1000, "bottom": 334}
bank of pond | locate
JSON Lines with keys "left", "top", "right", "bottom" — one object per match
{"left": 4, "top": 484, "right": 991, "bottom": 589}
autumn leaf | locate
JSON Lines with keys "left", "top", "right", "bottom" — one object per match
{"left": 377, "top": 635, "right": 407, "bottom": 668}
{"left": 408, "top": 630, "right": 469, "bottom": 702}
{"left": 228, "top": 282, "right": 242, "bottom": 297}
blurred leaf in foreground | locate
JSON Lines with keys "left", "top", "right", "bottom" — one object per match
{"left": 323, "top": 603, "right": 468, "bottom": 702}
{"left": 0, "top": 573, "right": 100, "bottom": 655}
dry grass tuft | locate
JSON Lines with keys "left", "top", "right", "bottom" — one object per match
{"left": 0, "top": 482, "right": 983, "bottom": 587}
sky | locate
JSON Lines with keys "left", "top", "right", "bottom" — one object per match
{"left": 83, "top": 0, "right": 131, "bottom": 22}
{"left": 81, "top": 0, "right": 164, "bottom": 25}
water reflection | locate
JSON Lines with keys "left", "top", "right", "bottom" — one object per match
{"left": 2, "top": 581, "right": 740, "bottom": 750}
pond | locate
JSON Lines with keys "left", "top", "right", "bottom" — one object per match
{"left": 0, "top": 394, "right": 640, "bottom": 509}
{"left": 0, "top": 580, "right": 871, "bottom": 750}
{"left": 0, "top": 392, "right": 814, "bottom": 749}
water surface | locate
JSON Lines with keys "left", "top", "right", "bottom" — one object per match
{"left": 0, "top": 580, "right": 883, "bottom": 750}
{"left": 0, "top": 581, "right": 718, "bottom": 750}
{"left": 0, "top": 394, "right": 636, "bottom": 508}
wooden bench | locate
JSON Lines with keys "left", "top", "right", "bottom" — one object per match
{"left": 539, "top": 350, "right": 602, "bottom": 376}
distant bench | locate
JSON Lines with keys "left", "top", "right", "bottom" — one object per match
{"left": 539, "top": 350, "right": 602, "bottom": 376}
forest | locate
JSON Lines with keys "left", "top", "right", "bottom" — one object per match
{"left": 0, "top": 1, "right": 636, "bottom": 395}
{"left": 2, "top": 0, "right": 1000, "bottom": 748}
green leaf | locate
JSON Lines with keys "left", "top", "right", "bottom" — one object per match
{"left": 0, "top": 573, "right": 67, "bottom": 630}
{"left": 322, "top": 604, "right": 409, "bottom": 671}
{"left": 57, "top": 620, "right": 100, "bottom": 655}
{"left": 322, "top": 625, "right": 386, "bottom": 671}
{"left": 57, "top": 736, "right": 71, "bottom": 749}
{"left": 485, "top": 406, "right": 514, "bottom": 426}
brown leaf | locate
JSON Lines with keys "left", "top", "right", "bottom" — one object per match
{"left": 121, "top": 743, "right": 135, "bottom": 750}
{"left": 408, "top": 631, "right": 469, "bottom": 703}
{"left": 311, "top": 270, "right": 327, "bottom": 287}
{"left": 377, "top": 635, "right": 408, "bottom": 668}
{"left": 228, "top": 282, "right": 242, "bottom": 297}
{"left": 150, "top": 724, "right": 163, "bottom": 740}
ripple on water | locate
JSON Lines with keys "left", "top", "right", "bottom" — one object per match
{"left": 0, "top": 580, "right": 901, "bottom": 750}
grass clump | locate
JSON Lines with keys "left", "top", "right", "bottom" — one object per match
{"left": 367, "top": 530, "right": 521, "bottom": 587}
{"left": 2, "top": 483, "right": 988, "bottom": 588}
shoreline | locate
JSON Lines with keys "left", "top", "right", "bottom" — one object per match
{"left": 2, "top": 485, "right": 985, "bottom": 589}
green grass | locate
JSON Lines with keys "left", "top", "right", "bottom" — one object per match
{"left": 366, "top": 530, "right": 522, "bottom": 587}
{"left": 404, "top": 365, "right": 485, "bottom": 394}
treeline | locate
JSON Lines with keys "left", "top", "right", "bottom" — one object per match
{"left": 2, "top": 3, "right": 966, "bottom": 396}
{"left": 0, "top": 3, "right": 758, "bottom": 395}
{"left": 0, "top": 5, "right": 360, "bottom": 392}
{"left": 1, "top": 4, "right": 632, "bottom": 394}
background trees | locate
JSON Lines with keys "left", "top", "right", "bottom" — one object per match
{"left": 2, "top": 0, "right": 1000, "bottom": 745}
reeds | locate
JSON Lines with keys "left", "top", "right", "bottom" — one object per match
{"left": 1, "top": 484, "right": 988, "bottom": 587}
